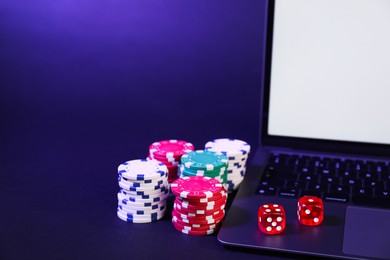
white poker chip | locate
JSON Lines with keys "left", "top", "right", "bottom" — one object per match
{"left": 205, "top": 138, "right": 251, "bottom": 157}
{"left": 118, "top": 203, "right": 166, "bottom": 215}
{"left": 118, "top": 197, "right": 167, "bottom": 208}
{"left": 118, "top": 159, "right": 168, "bottom": 181}
{"left": 117, "top": 207, "right": 166, "bottom": 219}
{"left": 117, "top": 208, "right": 165, "bottom": 223}
{"left": 118, "top": 178, "right": 168, "bottom": 193}
{"left": 117, "top": 190, "right": 169, "bottom": 204}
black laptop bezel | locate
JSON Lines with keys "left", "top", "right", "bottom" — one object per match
{"left": 260, "top": 0, "right": 390, "bottom": 157}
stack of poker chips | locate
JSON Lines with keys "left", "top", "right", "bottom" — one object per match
{"left": 170, "top": 176, "right": 228, "bottom": 235}
{"left": 179, "top": 150, "right": 228, "bottom": 187}
{"left": 148, "top": 140, "right": 195, "bottom": 183}
{"left": 205, "top": 138, "right": 251, "bottom": 192}
{"left": 116, "top": 159, "right": 169, "bottom": 223}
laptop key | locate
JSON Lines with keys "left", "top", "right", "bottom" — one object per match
{"left": 285, "top": 180, "right": 306, "bottom": 190}
{"left": 376, "top": 189, "right": 390, "bottom": 199}
{"left": 329, "top": 184, "right": 349, "bottom": 193}
{"left": 278, "top": 188, "right": 299, "bottom": 198}
{"left": 256, "top": 186, "right": 277, "bottom": 196}
{"left": 307, "top": 182, "right": 326, "bottom": 193}
{"left": 323, "top": 192, "right": 350, "bottom": 203}
{"left": 298, "top": 173, "right": 319, "bottom": 183}
{"left": 353, "top": 187, "right": 373, "bottom": 196}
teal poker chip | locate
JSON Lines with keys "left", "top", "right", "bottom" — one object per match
{"left": 180, "top": 150, "right": 228, "bottom": 171}
{"left": 179, "top": 165, "right": 227, "bottom": 177}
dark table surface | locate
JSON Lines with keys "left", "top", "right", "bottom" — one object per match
{"left": 1, "top": 1, "right": 321, "bottom": 259}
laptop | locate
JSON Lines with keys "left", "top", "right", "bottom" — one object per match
{"left": 217, "top": 0, "right": 390, "bottom": 259}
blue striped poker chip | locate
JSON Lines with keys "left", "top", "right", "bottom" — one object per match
{"left": 118, "top": 177, "right": 167, "bottom": 191}
{"left": 118, "top": 199, "right": 166, "bottom": 210}
{"left": 118, "top": 204, "right": 166, "bottom": 215}
{"left": 117, "top": 208, "right": 165, "bottom": 220}
{"left": 204, "top": 138, "right": 251, "bottom": 157}
{"left": 119, "top": 185, "right": 169, "bottom": 196}
{"left": 118, "top": 189, "right": 169, "bottom": 203}
{"left": 120, "top": 177, "right": 166, "bottom": 187}
{"left": 118, "top": 159, "right": 168, "bottom": 181}
{"left": 227, "top": 155, "right": 247, "bottom": 161}
{"left": 117, "top": 209, "right": 165, "bottom": 223}
{"left": 232, "top": 162, "right": 243, "bottom": 169}
{"left": 119, "top": 187, "right": 169, "bottom": 198}
{"left": 118, "top": 197, "right": 166, "bottom": 208}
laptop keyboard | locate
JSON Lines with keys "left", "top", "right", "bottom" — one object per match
{"left": 256, "top": 153, "right": 390, "bottom": 209}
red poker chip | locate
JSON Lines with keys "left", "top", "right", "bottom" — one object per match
{"left": 171, "top": 217, "right": 221, "bottom": 230}
{"left": 172, "top": 221, "right": 216, "bottom": 236}
{"left": 175, "top": 196, "right": 227, "bottom": 210}
{"left": 170, "top": 176, "right": 225, "bottom": 200}
{"left": 173, "top": 206, "right": 225, "bottom": 218}
{"left": 175, "top": 189, "right": 227, "bottom": 203}
{"left": 172, "top": 219, "right": 220, "bottom": 232}
{"left": 172, "top": 210, "right": 224, "bottom": 226}
{"left": 173, "top": 206, "right": 226, "bottom": 222}
{"left": 173, "top": 204, "right": 225, "bottom": 220}
{"left": 149, "top": 140, "right": 194, "bottom": 159}
{"left": 172, "top": 208, "right": 225, "bottom": 223}
{"left": 173, "top": 201, "right": 226, "bottom": 215}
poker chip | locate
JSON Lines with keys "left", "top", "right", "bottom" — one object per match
{"left": 118, "top": 190, "right": 169, "bottom": 204}
{"left": 118, "top": 203, "right": 166, "bottom": 215}
{"left": 118, "top": 197, "right": 167, "bottom": 209}
{"left": 170, "top": 176, "right": 227, "bottom": 235}
{"left": 118, "top": 183, "right": 169, "bottom": 196}
{"left": 172, "top": 220, "right": 219, "bottom": 236}
{"left": 179, "top": 165, "right": 227, "bottom": 177}
{"left": 118, "top": 159, "right": 168, "bottom": 181}
{"left": 147, "top": 140, "right": 195, "bottom": 183}
{"left": 175, "top": 197, "right": 226, "bottom": 210}
{"left": 175, "top": 188, "right": 227, "bottom": 203}
{"left": 119, "top": 177, "right": 167, "bottom": 188}
{"left": 116, "top": 159, "right": 169, "bottom": 224}
{"left": 172, "top": 217, "right": 221, "bottom": 230}
{"left": 205, "top": 138, "right": 251, "bottom": 192}
{"left": 149, "top": 140, "right": 195, "bottom": 158}
{"left": 118, "top": 177, "right": 167, "bottom": 191}
{"left": 181, "top": 150, "right": 228, "bottom": 171}
{"left": 179, "top": 150, "right": 228, "bottom": 189}
{"left": 117, "top": 208, "right": 166, "bottom": 223}
{"left": 170, "top": 176, "right": 224, "bottom": 199}
{"left": 172, "top": 209, "right": 225, "bottom": 225}
{"left": 174, "top": 201, "right": 225, "bottom": 215}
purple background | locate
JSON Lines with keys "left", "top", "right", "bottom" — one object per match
{"left": 0, "top": 1, "right": 296, "bottom": 259}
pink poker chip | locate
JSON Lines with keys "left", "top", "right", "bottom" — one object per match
{"left": 149, "top": 140, "right": 194, "bottom": 159}
{"left": 170, "top": 176, "right": 224, "bottom": 200}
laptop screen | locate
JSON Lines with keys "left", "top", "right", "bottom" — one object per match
{"left": 266, "top": 0, "right": 390, "bottom": 146}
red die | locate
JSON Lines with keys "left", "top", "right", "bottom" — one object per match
{"left": 297, "top": 196, "right": 324, "bottom": 226}
{"left": 258, "top": 204, "right": 286, "bottom": 235}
